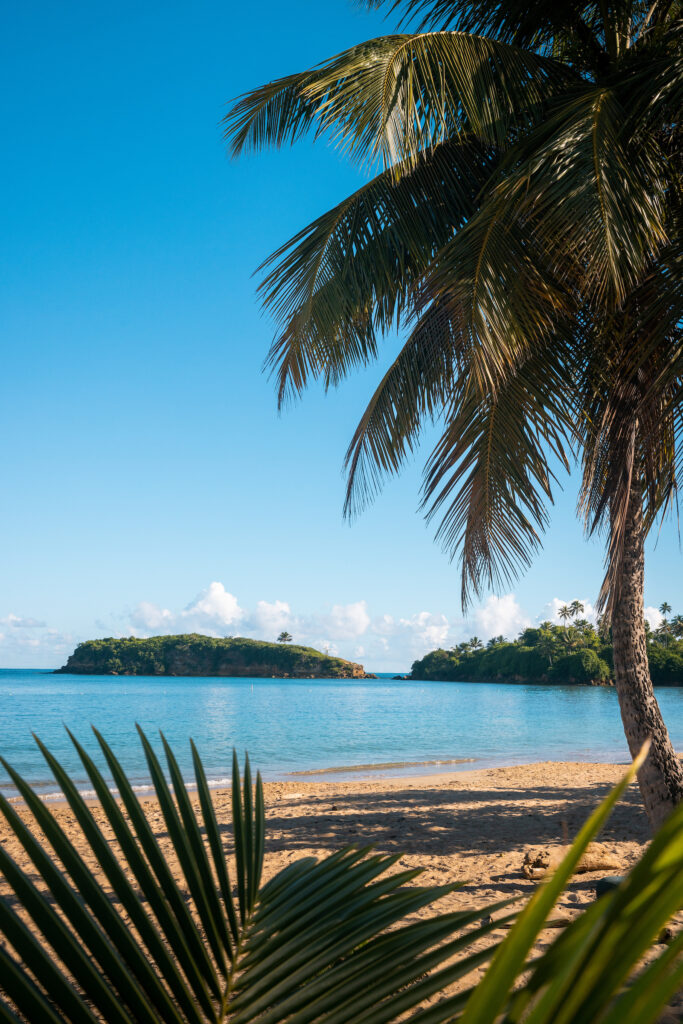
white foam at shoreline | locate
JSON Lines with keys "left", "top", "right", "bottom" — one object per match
{"left": 3, "top": 775, "right": 237, "bottom": 804}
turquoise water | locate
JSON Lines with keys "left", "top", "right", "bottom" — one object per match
{"left": 2, "top": 670, "right": 682, "bottom": 799}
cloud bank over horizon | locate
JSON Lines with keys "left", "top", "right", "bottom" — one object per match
{"left": 1, "top": 581, "right": 671, "bottom": 672}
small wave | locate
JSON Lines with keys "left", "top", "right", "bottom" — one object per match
{"left": 288, "top": 757, "right": 476, "bottom": 776}
{"left": 4, "top": 773, "right": 238, "bottom": 805}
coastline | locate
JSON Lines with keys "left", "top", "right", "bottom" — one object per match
{"left": 0, "top": 758, "right": 651, "bottom": 853}
{"left": 4, "top": 670, "right": 683, "bottom": 803}
{"left": 3, "top": 752, "right": 642, "bottom": 804}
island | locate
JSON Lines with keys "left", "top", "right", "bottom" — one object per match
{"left": 56, "top": 634, "right": 377, "bottom": 679}
{"left": 410, "top": 618, "right": 683, "bottom": 686}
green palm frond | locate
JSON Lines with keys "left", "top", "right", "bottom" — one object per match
{"left": 225, "top": 0, "right": 682, "bottom": 623}
{"left": 438, "top": 87, "right": 670, "bottom": 313}
{"left": 260, "top": 138, "right": 497, "bottom": 406}
{"left": 0, "top": 729, "right": 509, "bottom": 1024}
{"left": 343, "top": 301, "right": 467, "bottom": 519}
{"left": 225, "top": 32, "right": 572, "bottom": 170}
{"left": 3, "top": 737, "right": 683, "bottom": 1021}
{"left": 421, "top": 348, "right": 576, "bottom": 605}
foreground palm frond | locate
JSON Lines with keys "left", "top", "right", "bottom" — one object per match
{"left": 0, "top": 734, "right": 682, "bottom": 1022}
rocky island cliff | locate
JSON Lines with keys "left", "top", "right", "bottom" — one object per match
{"left": 56, "top": 634, "right": 376, "bottom": 679}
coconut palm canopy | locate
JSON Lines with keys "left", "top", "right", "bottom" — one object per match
{"left": 225, "top": 0, "right": 680, "bottom": 612}
{"left": 224, "top": 0, "right": 682, "bottom": 827}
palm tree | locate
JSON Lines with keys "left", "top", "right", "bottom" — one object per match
{"left": 469, "top": 635, "right": 483, "bottom": 651}
{"left": 569, "top": 600, "right": 585, "bottom": 621}
{"left": 487, "top": 634, "right": 506, "bottom": 647}
{"left": 564, "top": 626, "right": 581, "bottom": 652}
{"left": 225, "top": 1, "right": 682, "bottom": 829}
{"left": 658, "top": 602, "right": 672, "bottom": 647}
{"left": 537, "top": 628, "right": 557, "bottom": 669}
{"left": 558, "top": 604, "right": 572, "bottom": 632}
{"left": 277, "top": 631, "right": 293, "bottom": 643}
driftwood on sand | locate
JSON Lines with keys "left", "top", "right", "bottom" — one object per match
{"left": 522, "top": 843, "right": 623, "bottom": 880}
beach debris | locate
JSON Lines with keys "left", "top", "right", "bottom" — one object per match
{"left": 594, "top": 875, "right": 624, "bottom": 898}
{"left": 522, "top": 843, "right": 621, "bottom": 880}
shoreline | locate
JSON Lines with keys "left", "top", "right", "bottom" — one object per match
{"left": 3, "top": 755, "right": 642, "bottom": 806}
{"left": 5, "top": 757, "right": 680, "bottom": 1011}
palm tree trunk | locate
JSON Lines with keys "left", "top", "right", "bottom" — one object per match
{"left": 612, "top": 482, "right": 683, "bottom": 831}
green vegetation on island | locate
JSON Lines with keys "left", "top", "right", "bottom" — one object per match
{"left": 56, "top": 634, "right": 375, "bottom": 679}
{"left": 411, "top": 605, "right": 683, "bottom": 686}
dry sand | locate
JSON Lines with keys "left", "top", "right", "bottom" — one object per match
{"left": 1, "top": 760, "right": 681, "bottom": 1019}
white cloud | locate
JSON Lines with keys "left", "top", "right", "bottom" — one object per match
{"left": 130, "top": 582, "right": 244, "bottom": 636}
{"left": 474, "top": 594, "right": 530, "bottom": 639}
{"left": 187, "top": 582, "right": 243, "bottom": 629}
{"left": 249, "top": 600, "right": 292, "bottom": 635}
{"left": 0, "top": 619, "right": 73, "bottom": 669}
{"left": 329, "top": 601, "right": 370, "bottom": 637}
{"left": 541, "top": 597, "right": 597, "bottom": 625}
{"left": 1, "top": 614, "right": 47, "bottom": 628}
{"left": 9, "top": 583, "right": 671, "bottom": 673}
{"left": 116, "top": 586, "right": 541, "bottom": 670}
{"left": 398, "top": 611, "right": 450, "bottom": 649}
{"left": 130, "top": 601, "right": 174, "bottom": 631}
{"left": 644, "top": 606, "right": 664, "bottom": 629}
{"left": 120, "top": 588, "right": 453, "bottom": 669}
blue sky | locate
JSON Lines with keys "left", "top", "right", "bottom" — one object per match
{"left": 1, "top": 0, "right": 680, "bottom": 670}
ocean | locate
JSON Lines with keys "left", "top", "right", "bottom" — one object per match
{"left": 1, "top": 669, "right": 682, "bottom": 800}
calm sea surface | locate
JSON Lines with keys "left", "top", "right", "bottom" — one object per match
{"left": 2, "top": 669, "right": 683, "bottom": 799}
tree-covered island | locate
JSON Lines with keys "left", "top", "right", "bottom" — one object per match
{"left": 56, "top": 634, "right": 376, "bottom": 679}
{"left": 411, "top": 611, "right": 683, "bottom": 686}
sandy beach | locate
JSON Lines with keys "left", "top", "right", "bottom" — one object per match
{"left": 4, "top": 757, "right": 679, "bottom": 1017}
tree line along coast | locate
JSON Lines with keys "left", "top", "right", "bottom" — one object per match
{"left": 411, "top": 604, "right": 683, "bottom": 686}
{"left": 56, "top": 602, "right": 683, "bottom": 685}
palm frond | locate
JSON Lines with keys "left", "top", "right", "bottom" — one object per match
{"left": 343, "top": 301, "right": 467, "bottom": 519}
{"left": 261, "top": 138, "right": 497, "bottom": 406}
{"left": 421, "top": 346, "right": 576, "bottom": 607}
{"left": 424, "top": 206, "right": 576, "bottom": 394}
{"left": 225, "top": 32, "right": 572, "bottom": 170}
{"left": 0, "top": 729, "right": 505, "bottom": 1023}
{"left": 446, "top": 87, "right": 670, "bottom": 312}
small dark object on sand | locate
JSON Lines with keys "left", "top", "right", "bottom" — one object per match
{"left": 594, "top": 875, "right": 624, "bottom": 898}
